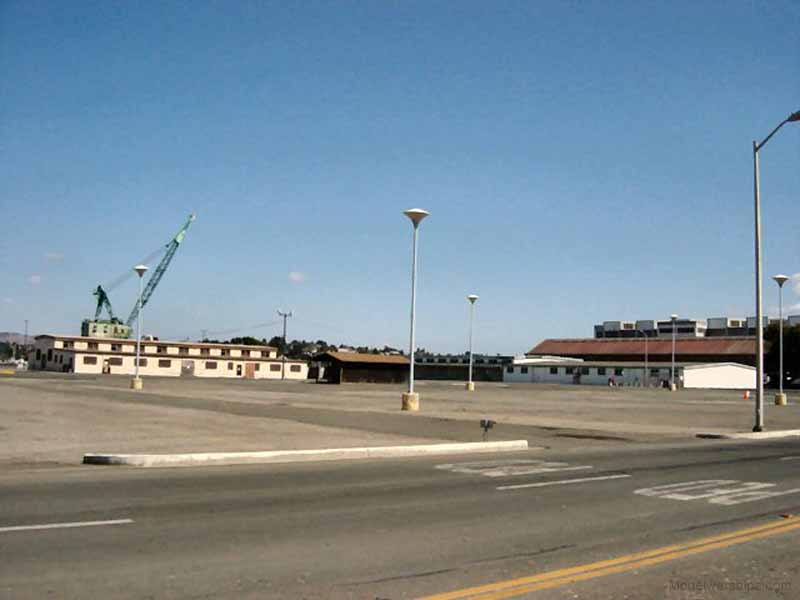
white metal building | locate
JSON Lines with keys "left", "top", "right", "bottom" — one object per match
{"left": 30, "top": 335, "right": 308, "bottom": 380}
{"left": 682, "top": 363, "right": 756, "bottom": 390}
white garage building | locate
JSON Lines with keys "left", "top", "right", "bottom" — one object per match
{"left": 681, "top": 363, "right": 756, "bottom": 390}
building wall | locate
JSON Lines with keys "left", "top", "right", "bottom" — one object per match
{"left": 415, "top": 364, "right": 503, "bottom": 382}
{"left": 504, "top": 364, "right": 676, "bottom": 387}
{"left": 683, "top": 364, "right": 755, "bottom": 390}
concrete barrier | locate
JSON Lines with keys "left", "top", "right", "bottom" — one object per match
{"left": 83, "top": 440, "right": 531, "bottom": 468}
{"left": 696, "top": 430, "right": 800, "bottom": 440}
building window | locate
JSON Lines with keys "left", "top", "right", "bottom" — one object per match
{"left": 179, "top": 346, "right": 189, "bottom": 354}
{"left": 88, "top": 342, "right": 98, "bottom": 350}
{"left": 111, "top": 344, "right": 121, "bottom": 352}
{"left": 565, "top": 367, "right": 574, "bottom": 375}
{"left": 205, "top": 361, "right": 217, "bottom": 369}
{"left": 158, "top": 359, "right": 171, "bottom": 368}
{"left": 254, "top": 364, "right": 260, "bottom": 371}
{"left": 290, "top": 365, "right": 301, "bottom": 373}
{"left": 614, "top": 368, "right": 624, "bottom": 376}
{"left": 47, "top": 349, "right": 53, "bottom": 361}
{"left": 550, "top": 367, "right": 559, "bottom": 375}
{"left": 650, "top": 368, "right": 660, "bottom": 376}
{"left": 83, "top": 356, "right": 97, "bottom": 365}
{"left": 63, "top": 341, "right": 74, "bottom": 349}
{"left": 221, "top": 349, "right": 230, "bottom": 356}
{"left": 136, "top": 358, "right": 148, "bottom": 367}
{"left": 270, "top": 364, "right": 281, "bottom": 372}
{"left": 201, "top": 348, "right": 210, "bottom": 356}
{"left": 242, "top": 350, "right": 251, "bottom": 357}
{"left": 521, "top": 367, "right": 529, "bottom": 374}
{"left": 228, "top": 362, "right": 233, "bottom": 370}
{"left": 157, "top": 346, "right": 167, "bottom": 354}
{"left": 108, "top": 357, "right": 123, "bottom": 366}
{"left": 580, "top": 367, "right": 589, "bottom": 375}
{"left": 598, "top": 367, "right": 607, "bottom": 376}
{"left": 36, "top": 349, "right": 41, "bottom": 360}
{"left": 506, "top": 366, "right": 514, "bottom": 374}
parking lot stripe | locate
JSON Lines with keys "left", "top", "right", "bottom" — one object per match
{"left": 418, "top": 517, "right": 800, "bottom": 600}
{"left": 496, "top": 474, "right": 630, "bottom": 491}
{"left": 0, "top": 519, "right": 133, "bottom": 533}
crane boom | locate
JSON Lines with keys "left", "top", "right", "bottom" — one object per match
{"left": 125, "top": 213, "right": 196, "bottom": 327}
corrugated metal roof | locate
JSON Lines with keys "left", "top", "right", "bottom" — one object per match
{"left": 316, "top": 351, "right": 409, "bottom": 365}
{"left": 528, "top": 337, "right": 759, "bottom": 357}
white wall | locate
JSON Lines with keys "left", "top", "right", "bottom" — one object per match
{"left": 683, "top": 364, "right": 755, "bottom": 390}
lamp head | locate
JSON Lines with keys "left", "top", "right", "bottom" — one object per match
{"left": 403, "top": 208, "right": 430, "bottom": 228}
{"left": 467, "top": 294, "right": 479, "bottom": 304}
{"left": 670, "top": 314, "right": 678, "bottom": 321}
{"left": 773, "top": 274, "right": 790, "bottom": 287}
{"left": 787, "top": 111, "right": 800, "bottom": 123}
{"left": 134, "top": 264, "right": 149, "bottom": 278}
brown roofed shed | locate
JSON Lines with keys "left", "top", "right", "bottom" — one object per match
{"left": 313, "top": 352, "right": 409, "bottom": 384}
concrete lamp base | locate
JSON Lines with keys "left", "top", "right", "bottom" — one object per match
{"left": 465, "top": 381, "right": 475, "bottom": 392}
{"left": 670, "top": 383, "right": 677, "bottom": 392}
{"left": 401, "top": 392, "right": 419, "bottom": 411}
{"left": 775, "top": 393, "right": 788, "bottom": 406}
{"left": 130, "top": 377, "right": 143, "bottom": 390}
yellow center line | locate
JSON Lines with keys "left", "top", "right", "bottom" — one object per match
{"left": 418, "top": 517, "right": 800, "bottom": 600}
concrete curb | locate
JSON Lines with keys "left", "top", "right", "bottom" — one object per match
{"left": 83, "top": 440, "right": 531, "bottom": 468}
{"left": 696, "top": 430, "right": 800, "bottom": 440}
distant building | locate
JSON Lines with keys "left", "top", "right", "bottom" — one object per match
{"left": 595, "top": 315, "right": 798, "bottom": 339}
{"left": 503, "top": 358, "right": 755, "bottom": 390}
{"left": 412, "top": 352, "right": 512, "bottom": 382}
{"left": 527, "top": 337, "right": 761, "bottom": 366}
{"left": 30, "top": 335, "right": 308, "bottom": 380}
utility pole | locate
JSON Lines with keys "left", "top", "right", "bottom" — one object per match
{"left": 277, "top": 310, "right": 292, "bottom": 380}
{"left": 24, "top": 319, "right": 28, "bottom": 356}
{"left": 200, "top": 329, "right": 207, "bottom": 342}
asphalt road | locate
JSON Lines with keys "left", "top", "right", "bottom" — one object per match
{"left": 2, "top": 440, "right": 800, "bottom": 599}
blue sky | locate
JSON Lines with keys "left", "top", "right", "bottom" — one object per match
{"left": 1, "top": 1, "right": 798, "bottom": 354}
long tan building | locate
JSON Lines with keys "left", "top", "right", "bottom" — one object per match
{"left": 30, "top": 335, "right": 308, "bottom": 380}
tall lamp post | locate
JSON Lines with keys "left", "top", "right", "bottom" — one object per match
{"left": 773, "top": 274, "right": 790, "bottom": 406}
{"left": 752, "top": 110, "right": 800, "bottom": 431}
{"left": 466, "top": 294, "right": 479, "bottom": 391}
{"left": 401, "top": 208, "right": 429, "bottom": 411}
{"left": 637, "top": 329, "right": 649, "bottom": 387}
{"left": 670, "top": 314, "right": 678, "bottom": 391}
{"left": 131, "top": 264, "right": 148, "bottom": 390}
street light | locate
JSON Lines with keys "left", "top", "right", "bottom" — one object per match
{"left": 402, "top": 208, "right": 429, "bottom": 411}
{"left": 773, "top": 274, "right": 790, "bottom": 406}
{"left": 131, "top": 264, "right": 148, "bottom": 390}
{"left": 670, "top": 314, "right": 678, "bottom": 391}
{"left": 466, "top": 294, "right": 479, "bottom": 391}
{"left": 752, "top": 110, "right": 799, "bottom": 431}
{"left": 637, "top": 329, "right": 649, "bottom": 387}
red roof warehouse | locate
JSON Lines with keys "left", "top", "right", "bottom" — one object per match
{"left": 527, "top": 337, "right": 761, "bottom": 366}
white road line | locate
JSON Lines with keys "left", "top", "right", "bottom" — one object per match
{"left": 780, "top": 456, "right": 800, "bottom": 461}
{"left": 497, "top": 474, "right": 631, "bottom": 491}
{"left": 0, "top": 519, "right": 133, "bottom": 533}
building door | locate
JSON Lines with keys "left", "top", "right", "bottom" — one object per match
{"left": 244, "top": 363, "right": 255, "bottom": 379}
{"left": 237, "top": 364, "right": 243, "bottom": 377}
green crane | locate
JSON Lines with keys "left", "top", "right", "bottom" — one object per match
{"left": 125, "top": 213, "right": 196, "bottom": 327}
{"left": 83, "top": 213, "right": 196, "bottom": 339}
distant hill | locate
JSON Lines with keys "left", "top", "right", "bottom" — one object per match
{"left": 0, "top": 332, "right": 27, "bottom": 345}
